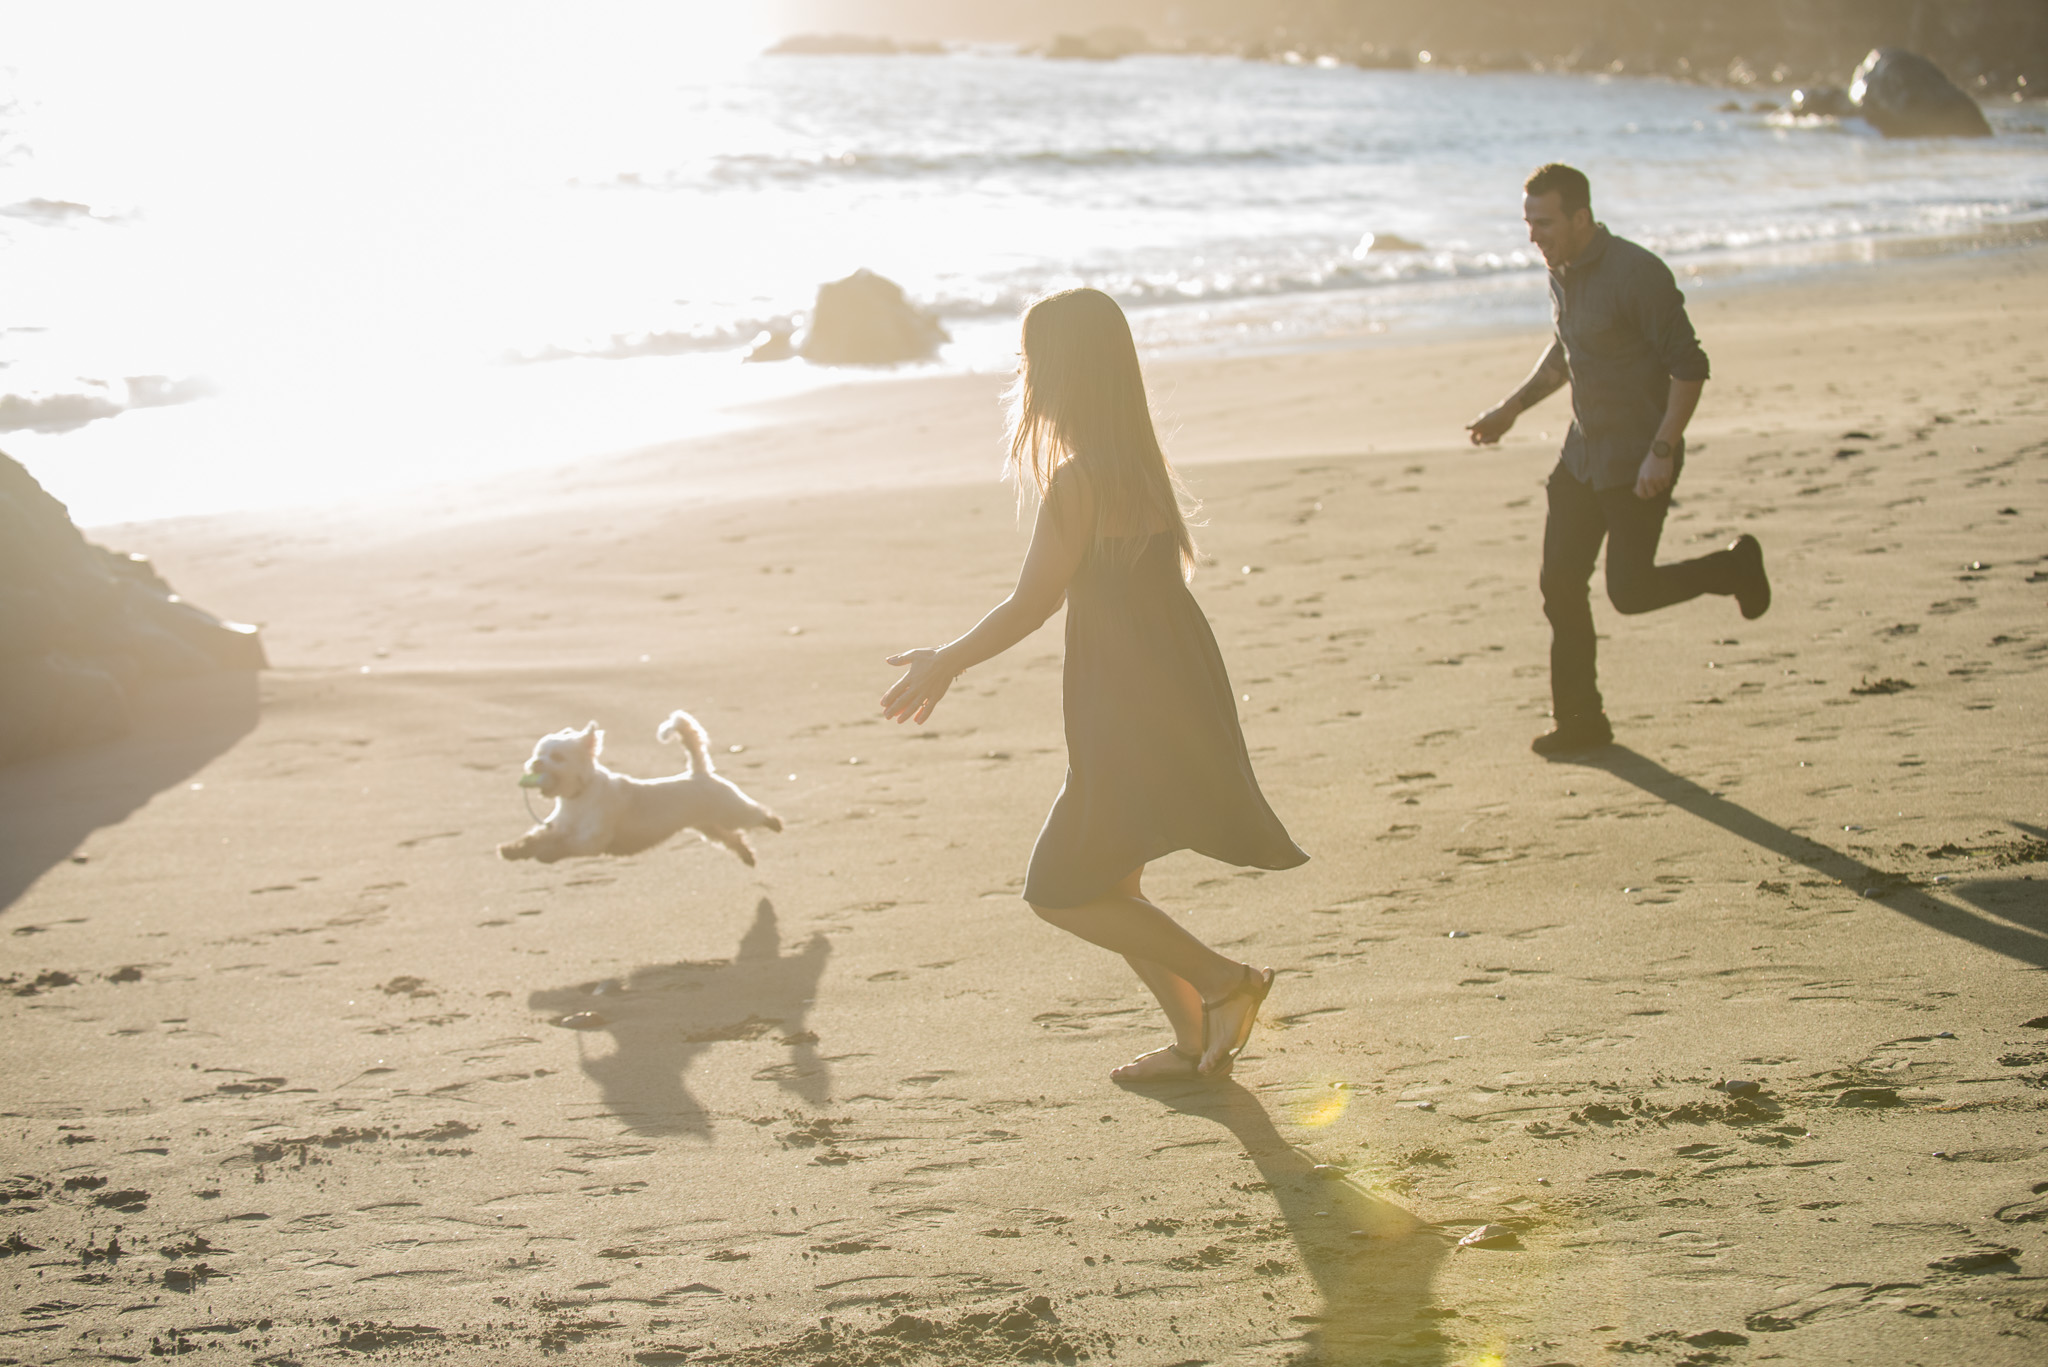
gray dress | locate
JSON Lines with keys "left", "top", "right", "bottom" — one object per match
{"left": 1022, "top": 532, "right": 1307, "bottom": 908}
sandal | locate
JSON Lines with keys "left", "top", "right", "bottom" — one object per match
{"left": 1199, "top": 966, "right": 1274, "bottom": 1075}
{"left": 1110, "top": 1044, "right": 1200, "bottom": 1084}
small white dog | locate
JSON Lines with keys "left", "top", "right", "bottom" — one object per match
{"left": 497, "top": 710, "right": 783, "bottom": 866}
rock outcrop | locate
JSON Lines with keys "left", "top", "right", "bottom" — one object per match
{"left": 1850, "top": 47, "right": 1994, "bottom": 137}
{"left": 796, "top": 270, "right": 949, "bottom": 367}
{"left": 0, "top": 452, "right": 264, "bottom": 766}
{"left": 767, "top": 4, "right": 2044, "bottom": 103}
{"left": 1008, "top": 1, "right": 2044, "bottom": 100}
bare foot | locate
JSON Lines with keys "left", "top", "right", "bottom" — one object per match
{"left": 1110, "top": 1045, "right": 1200, "bottom": 1084}
{"left": 1199, "top": 966, "right": 1274, "bottom": 1074}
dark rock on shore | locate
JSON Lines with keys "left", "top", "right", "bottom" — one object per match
{"left": 1851, "top": 48, "right": 1994, "bottom": 137}
{"left": 797, "top": 270, "right": 948, "bottom": 367}
{"left": 0, "top": 452, "right": 264, "bottom": 767}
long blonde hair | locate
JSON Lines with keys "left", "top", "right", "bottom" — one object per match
{"left": 1004, "top": 287, "right": 1198, "bottom": 578}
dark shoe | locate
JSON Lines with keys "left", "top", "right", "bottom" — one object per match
{"left": 1730, "top": 534, "right": 1770, "bottom": 620}
{"left": 1531, "top": 713, "right": 1613, "bottom": 756}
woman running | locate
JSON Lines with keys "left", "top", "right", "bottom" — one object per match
{"left": 881, "top": 287, "right": 1306, "bottom": 1081}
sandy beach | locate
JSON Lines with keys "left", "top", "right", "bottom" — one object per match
{"left": 4, "top": 244, "right": 2046, "bottom": 1365}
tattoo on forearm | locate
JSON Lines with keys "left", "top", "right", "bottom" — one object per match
{"left": 1512, "top": 360, "right": 1567, "bottom": 413}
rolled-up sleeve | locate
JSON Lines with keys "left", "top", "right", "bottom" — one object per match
{"left": 1628, "top": 258, "right": 1710, "bottom": 383}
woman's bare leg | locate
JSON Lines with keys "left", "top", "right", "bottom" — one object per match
{"left": 1032, "top": 866, "right": 1258, "bottom": 1077}
{"left": 1031, "top": 866, "right": 1240, "bottom": 998}
{"left": 1125, "top": 955, "right": 1205, "bottom": 1054}
{"left": 1103, "top": 956, "right": 1209, "bottom": 1081}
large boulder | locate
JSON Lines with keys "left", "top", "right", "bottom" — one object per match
{"left": 0, "top": 451, "right": 265, "bottom": 766}
{"left": 1850, "top": 48, "right": 1992, "bottom": 138}
{"left": 797, "top": 269, "right": 948, "bottom": 366}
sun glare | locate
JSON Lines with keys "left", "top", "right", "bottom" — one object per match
{"left": 1290, "top": 1085, "right": 1351, "bottom": 1129}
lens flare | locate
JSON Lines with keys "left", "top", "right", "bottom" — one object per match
{"left": 1290, "top": 1085, "right": 1350, "bottom": 1129}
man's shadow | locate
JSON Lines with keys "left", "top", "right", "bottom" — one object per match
{"left": 0, "top": 671, "right": 258, "bottom": 914}
{"left": 528, "top": 897, "right": 830, "bottom": 1137}
{"left": 1567, "top": 747, "right": 2048, "bottom": 966}
{"left": 1148, "top": 1081, "right": 1449, "bottom": 1366}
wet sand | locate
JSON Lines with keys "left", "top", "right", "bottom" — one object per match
{"left": 3, "top": 246, "right": 2046, "bottom": 1364}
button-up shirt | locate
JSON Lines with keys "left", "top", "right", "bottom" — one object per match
{"left": 1542, "top": 225, "right": 1710, "bottom": 489}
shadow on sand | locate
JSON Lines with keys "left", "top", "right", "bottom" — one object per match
{"left": 1569, "top": 746, "right": 2048, "bottom": 967}
{"left": 0, "top": 671, "right": 259, "bottom": 915}
{"left": 528, "top": 897, "right": 830, "bottom": 1137}
{"left": 1145, "top": 1080, "right": 1449, "bottom": 1366}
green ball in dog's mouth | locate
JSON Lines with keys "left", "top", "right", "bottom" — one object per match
{"left": 518, "top": 772, "right": 544, "bottom": 789}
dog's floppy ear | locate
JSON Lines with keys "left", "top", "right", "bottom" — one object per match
{"left": 578, "top": 722, "right": 601, "bottom": 753}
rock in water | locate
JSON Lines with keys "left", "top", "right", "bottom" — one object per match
{"left": 1787, "top": 84, "right": 1852, "bottom": 118}
{"left": 798, "top": 270, "right": 948, "bottom": 366}
{"left": 743, "top": 322, "right": 797, "bottom": 363}
{"left": 1353, "top": 231, "right": 1426, "bottom": 257}
{"left": 1850, "top": 49, "right": 1992, "bottom": 138}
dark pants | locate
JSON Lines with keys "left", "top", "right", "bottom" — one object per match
{"left": 1540, "top": 458, "right": 1740, "bottom": 723}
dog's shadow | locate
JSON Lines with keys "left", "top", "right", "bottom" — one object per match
{"left": 528, "top": 897, "right": 830, "bottom": 1137}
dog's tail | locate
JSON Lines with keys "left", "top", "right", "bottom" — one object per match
{"left": 656, "top": 710, "right": 713, "bottom": 776}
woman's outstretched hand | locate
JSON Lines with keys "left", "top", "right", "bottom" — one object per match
{"left": 881, "top": 648, "right": 955, "bottom": 725}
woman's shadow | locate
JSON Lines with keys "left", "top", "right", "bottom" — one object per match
{"left": 527, "top": 897, "right": 830, "bottom": 1137}
{"left": 1145, "top": 1080, "right": 1450, "bottom": 1366}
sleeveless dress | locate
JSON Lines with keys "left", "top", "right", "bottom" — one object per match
{"left": 1022, "top": 531, "right": 1308, "bottom": 908}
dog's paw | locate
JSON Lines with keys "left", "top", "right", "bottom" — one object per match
{"left": 763, "top": 812, "right": 784, "bottom": 833}
{"left": 711, "top": 830, "right": 759, "bottom": 866}
{"left": 497, "top": 841, "right": 530, "bottom": 861}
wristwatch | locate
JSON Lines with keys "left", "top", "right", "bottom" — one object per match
{"left": 1650, "top": 438, "right": 1675, "bottom": 460}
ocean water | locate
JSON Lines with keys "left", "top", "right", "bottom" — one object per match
{"left": 6, "top": 7, "right": 2046, "bottom": 526}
